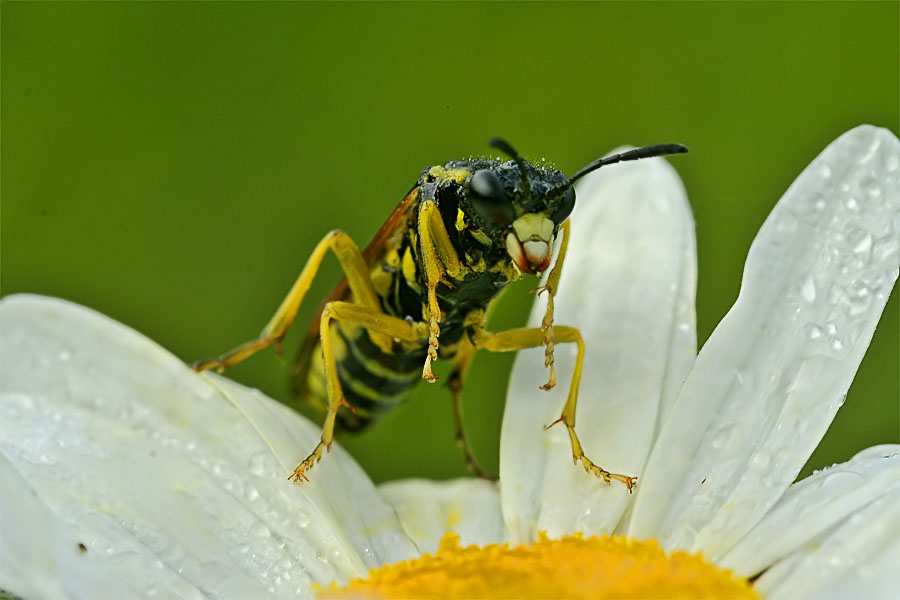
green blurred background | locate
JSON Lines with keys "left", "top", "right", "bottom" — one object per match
{"left": 2, "top": 2, "right": 897, "bottom": 483}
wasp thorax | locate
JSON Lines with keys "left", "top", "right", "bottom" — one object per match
{"left": 506, "top": 213, "right": 554, "bottom": 274}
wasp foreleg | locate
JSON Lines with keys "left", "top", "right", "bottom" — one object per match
{"left": 471, "top": 324, "right": 637, "bottom": 492}
{"left": 417, "top": 198, "right": 467, "bottom": 383}
{"left": 535, "top": 220, "right": 571, "bottom": 391}
{"left": 290, "top": 301, "right": 429, "bottom": 483}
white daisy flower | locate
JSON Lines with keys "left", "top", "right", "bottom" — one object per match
{"left": 1, "top": 125, "right": 897, "bottom": 600}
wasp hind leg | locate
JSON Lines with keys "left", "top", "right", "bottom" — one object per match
{"left": 290, "top": 301, "right": 428, "bottom": 482}
{"left": 446, "top": 342, "right": 495, "bottom": 480}
{"left": 192, "top": 229, "right": 388, "bottom": 373}
{"left": 471, "top": 324, "right": 637, "bottom": 492}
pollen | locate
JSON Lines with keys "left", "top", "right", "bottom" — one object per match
{"left": 317, "top": 532, "right": 759, "bottom": 599}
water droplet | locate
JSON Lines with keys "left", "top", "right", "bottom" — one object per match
{"left": 249, "top": 521, "right": 271, "bottom": 538}
{"left": 58, "top": 349, "right": 72, "bottom": 361}
{"left": 863, "top": 176, "right": 882, "bottom": 198}
{"left": 887, "top": 154, "right": 899, "bottom": 172}
{"left": 815, "top": 199, "right": 826, "bottom": 211}
{"left": 249, "top": 451, "right": 273, "bottom": 477}
{"left": 831, "top": 338, "right": 844, "bottom": 352}
{"left": 776, "top": 213, "right": 798, "bottom": 233}
{"left": 847, "top": 294, "right": 873, "bottom": 316}
{"left": 800, "top": 275, "right": 816, "bottom": 303}
{"left": 845, "top": 197, "right": 859, "bottom": 211}
{"left": 277, "top": 558, "right": 293, "bottom": 571}
{"left": 818, "top": 165, "right": 832, "bottom": 179}
{"left": 711, "top": 428, "right": 732, "bottom": 450}
{"left": 749, "top": 450, "right": 772, "bottom": 471}
{"left": 807, "top": 324, "right": 823, "bottom": 340}
{"left": 849, "top": 230, "right": 873, "bottom": 254}
{"left": 825, "top": 322, "right": 837, "bottom": 336}
{"left": 245, "top": 486, "right": 260, "bottom": 502}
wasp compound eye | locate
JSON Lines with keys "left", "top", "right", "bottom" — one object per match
{"left": 551, "top": 187, "right": 576, "bottom": 224}
{"left": 469, "top": 169, "right": 515, "bottom": 225}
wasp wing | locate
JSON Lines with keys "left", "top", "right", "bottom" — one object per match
{"left": 289, "top": 186, "right": 420, "bottom": 399}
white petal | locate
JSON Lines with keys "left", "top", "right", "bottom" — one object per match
{"left": 204, "top": 375, "right": 418, "bottom": 569}
{"left": 500, "top": 149, "right": 696, "bottom": 543}
{"left": 755, "top": 488, "right": 900, "bottom": 600}
{"left": 0, "top": 454, "right": 137, "bottom": 599}
{"left": 720, "top": 444, "right": 900, "bottom": 576}
{"left": 378, "top": 478, "right": 505, "bottom": 555}
{"left": 628, "top": 126, "right": 900, "bottom": 557}
{"left": 0, "top": 295, "right": 417, "bottom": 599}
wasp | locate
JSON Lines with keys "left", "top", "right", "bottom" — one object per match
{"left": 193, "top": 139, "right": 687, "bottom": 490}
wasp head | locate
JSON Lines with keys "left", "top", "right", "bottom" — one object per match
{"left": 459, "top": 138, "right": 688, "bottom": 275}
{"left": 459, "top": 139, "right": 574, "bottom": 275}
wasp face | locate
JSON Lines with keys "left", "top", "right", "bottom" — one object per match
{"left": 462, "top": 161, "right": 575, "bottom": 274}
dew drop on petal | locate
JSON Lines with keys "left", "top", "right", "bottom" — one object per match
{"left": 862, "top": 176, "right": 883, "bottom": 199}
{"left": 749, "top": 450, "right": 772, "bottom": 472}
{"left": 800, "top": 275, "right": 817, "bottom": 303}
{"left": 776, "top": 212, "right": 799, "bottom": 233}
{"left": 249, "top": 521, "right": 271, "bottom": 539}
{"left": 848, "top": 230, "right": 873, "bottom": 254}
{"left": 245, "top": 486, "right": 260, "bottom": 502}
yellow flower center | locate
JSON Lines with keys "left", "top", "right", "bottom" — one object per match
{"left": 318, "top": 532, "right": 759, "bottom": 599}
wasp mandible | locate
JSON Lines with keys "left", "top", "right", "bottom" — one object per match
{"left": 193, "top": 139, "right": 687, "bottom": 490}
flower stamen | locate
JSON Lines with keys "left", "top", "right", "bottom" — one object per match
{"left": 318, "top": 532, "right": 759, "bottom": 599}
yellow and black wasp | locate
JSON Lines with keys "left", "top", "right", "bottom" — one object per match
{"left": 193, "top": 138, "right": 687, "bottom": 490}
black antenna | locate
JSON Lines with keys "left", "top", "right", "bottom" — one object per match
{"left": 569, "top": 143, "right": 688, "bottom": 184}
{"left": 489, "top": 137, "right": 532, "bottom": 197}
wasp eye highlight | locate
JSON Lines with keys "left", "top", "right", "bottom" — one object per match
{"left": 469, "top": 170, "right": 515, "bottom": 225}
{"left": 551, "top": 187, "right": 576, "bottom": 224}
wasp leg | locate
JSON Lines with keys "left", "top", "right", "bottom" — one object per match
{"left": 192, "top": 229, "right": 388, "bottom": 373}
{"left": 446, "top": 340, "right": 495, "bottom": 480}
{"left": 471, "top": 325, "right": 637, "bottom": 492}
{"left": 290, "top": 300, "right": 428, "bottom": 483}
{"left": 535, "top": 220, "right": 572, "bottom": 392}
{"left": 417, "top": 199, "right": 466, "bottom": 383}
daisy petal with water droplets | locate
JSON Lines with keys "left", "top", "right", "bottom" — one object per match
{"left": 720, "top": 444, "right": 900, "bottom": 577}
{"left": 0, "top": 295, "right": 417, "bottom": 599}
{"left": 628, "top": 125, "right": 900, "bottom": 558}
{"left": 378, "top": 478, "right": 506, "bottom": 554}
{"left": 0, "top": 453, "right": 135, "bottom": 599}
{"left": 754, "top": 487, "right": 900, "bottom": 600}
{"left": 500, "top": 148, "right": 696, "bottom": 543}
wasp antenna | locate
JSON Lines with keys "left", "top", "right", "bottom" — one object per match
{"left": 489, "top": 137, "right": 520, "bottom": 159}
{"left": 489, "top": 137, "right": 532, "bottom": 196}
{"left": 569, "top": 143, "right": 688, "bottom": 184}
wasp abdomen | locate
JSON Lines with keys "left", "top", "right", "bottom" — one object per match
{"left": 301, "top": 322, "right": 427, "bottom": 432}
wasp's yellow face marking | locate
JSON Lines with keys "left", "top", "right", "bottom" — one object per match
{"left": 507, "top": 213, "right": 555, "bottom": 274}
